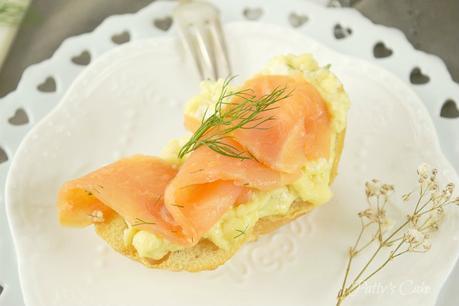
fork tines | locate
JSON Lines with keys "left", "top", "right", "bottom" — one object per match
{"left": 174, "top": 1, "right": 231, "bottom": 80}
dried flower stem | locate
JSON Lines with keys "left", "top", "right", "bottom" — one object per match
{"left": 338, "top": 219, "right": 367, "bottom": 302}
{"left": 337, "top": 164, "right": 459, "bottom": 305}
{"left": 346, "top": 240, "right": 404, "bottom": 296}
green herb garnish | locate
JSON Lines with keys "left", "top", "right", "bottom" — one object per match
{"left": 131, "top": 218, "right": 156, "bottom": 227}
{"left": 178, "top": 77, "right": 292, "bottom": 160}
{"left": 233, "top": 225, "right": 249, "bottom": 239}
{"left": 92, "top": 184, "right": 104, "bottom": 194}
{"left": 152, "top": 195, "right": 162, "bottom": 205}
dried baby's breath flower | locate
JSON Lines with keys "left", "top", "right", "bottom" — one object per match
{"left": 404, "top": 228, "right": 425, "bottom": 245}
{"left": 381, "top": 184, "right": 394, "bottom": 195}
{"left": 402, "top": 192, "right": 412, "bottom": 202}
{"left": 407, "top": 213, "right": 419, "bottom": 225}
{"left": 417, "top": 163, "right": 430, "bottom": 183}
{"left": 417, "top": 163, "right": 430, "bottom": 176}
{"left": 421, "top": 239, "right": 432, "bottom": 251}
{"left": 445, "top": 183, "right": 455, "bottom": 199}
{"left": 365, "top": 179, "right": 381, "bottom": 197}
{"left": 358, "top": 208, "right": 378, "bottom": 223}
{"left": 380, "top": 216, "right": 393, "bottom": 234}
{"left": 435, "top": 206, "right": 445, "bottom": 216}
{"left": 426, "top": 222, "right": 439, "bottom": 233}
{"left": 427, "top": 209, "right": 445, "bottom": 230}
{"left": 336, "top": 163, "right": 458, "bottom": 306}
{"left": 428, "top": 182, "right": 439, "bottom": 192}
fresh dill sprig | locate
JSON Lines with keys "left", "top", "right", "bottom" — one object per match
{"left": 152, "top": 195, "right": 162, "bottom": 205}
{"left": 130, "top": 198, "right": 163, "bottom": 226}
{"left": 92, "top": 184, "right": 104, "bottom": 194}
{"left": 0, "top": 1, "right": 26, "bottom": 26}
{"left": 178, "top": 76, "right": 292, "bottom": 160}
{"left": 131, "top": 218, "right": 156, "bottom": 227}
{"left": 233, "top": 225, "right": 249, "bottom": 239}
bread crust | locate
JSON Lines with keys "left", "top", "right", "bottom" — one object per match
{"left": 95, "top": 129, "right": 346, "bottom": 271}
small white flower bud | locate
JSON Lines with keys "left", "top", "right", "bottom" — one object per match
{"left": 429, "top": 182, "right": 439, "bottom": 192}
{"left": 417, "top": 163, "right": 430, "bottom": 180}
{"left": 381, "top": 184, "right": 394, "bottom": 196}
{"left": 421, "top": 239, "right": 431, "bottom": 251}
{"left": 404, "top": 228, "right": 425, "bottom": 244}
{"left": 365, "top": 179, "right": 381, "bottom": 197}
{"left": 359, "top": 208, "right": 379, "bottom": 223}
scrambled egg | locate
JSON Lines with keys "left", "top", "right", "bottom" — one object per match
{"left": 125, "top": 54, "right": 350, "bottom": 260}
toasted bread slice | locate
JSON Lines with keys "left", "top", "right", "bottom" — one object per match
{"left": 94, "top": 130, "right": 345, "bottom": 272}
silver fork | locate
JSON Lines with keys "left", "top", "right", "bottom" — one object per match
{"left": 174, "top": 0, "right": 231, "bottom": 80}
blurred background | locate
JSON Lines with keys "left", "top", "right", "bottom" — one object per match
{"left": 0, "top": 0, "right": 458, "bottom": 98}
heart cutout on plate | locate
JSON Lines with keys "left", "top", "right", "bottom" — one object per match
{"left": 111, "top": 31, "right": 131, "bottom": 45}
{"left": 333, "top": 23, "right": 352, "bottom": 39}
{"left": 410, "top": 67, "right": 430, "bottom": 85}
{"left": 8, "top": 108, "right": 29, "bottom": 126}
{"left": 37, "top": 77, "right": 56, "bottom": 93}
{"left": 243, "top": 7, "right": 263, "bottom": 21}
{"left": 440, "top": 99, "right": 459, "bottom": 119}
{"left": 153, "top": 16, "right": 173, "bottom": 31}
{"left": 0, "top": 147, "right": 7, "bottom": 164}
{"left": 288, "top": 12, "right": 308, "bottom": 28}
{"left": 71, "top": 50, "right": 91, "bottom": 66}
{"left": 373, "top": 41, "right": 393, "bottom": 58}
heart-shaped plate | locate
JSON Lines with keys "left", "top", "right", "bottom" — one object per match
{"left": 5, "top": 22, "right": 459, "bottom": 306}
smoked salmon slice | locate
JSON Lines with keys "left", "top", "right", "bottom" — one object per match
{"left": 233, "top": 75, "right": 331, "bottom": 172}
{"left": 57, "top": 156, "right": 188, "bottom": 244}
{"left": 163, "top": 143, "right": 298, "bottom": 241}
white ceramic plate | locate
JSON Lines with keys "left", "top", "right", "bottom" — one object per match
{"left": 2, "top": 1, "right": 459, "bottom": 305}
{"left": 5, "top": 22, "right": 459, "bottom": 306}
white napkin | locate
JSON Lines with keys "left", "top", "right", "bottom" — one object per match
{"left": 0, "top": 0, "right": 30, "bottom": 68}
